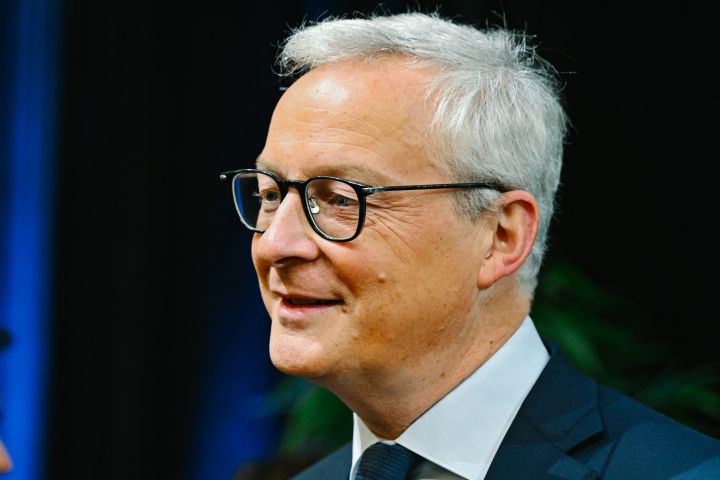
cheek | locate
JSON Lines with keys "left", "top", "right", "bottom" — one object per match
{"left": 335, "top": 221, "right": 479, "bottom": 354}
{"left": 331, "top": 249, "right": 435, "bottom": 346}
{"left": 365, "top": 206, "right": 433, "bottom": 250}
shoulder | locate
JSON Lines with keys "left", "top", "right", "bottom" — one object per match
{"left": 289, "top": 443, "right": 352, "bottom": 480}
{"left": 519, "top": 341, "right": 720, "bottom": 479}
{"left": 587, "top": 384, "right": 720, "bottom": 477}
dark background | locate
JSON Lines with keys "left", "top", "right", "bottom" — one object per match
{"left": 46, "top": 1, "right": 717, "bottom": 479}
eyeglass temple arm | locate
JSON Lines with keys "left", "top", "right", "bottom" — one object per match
{"left": 364, "top": 182, "right": 508, "bottom": 195}
{"left": 218, "top": 173, "right": 508, "bottom": 195}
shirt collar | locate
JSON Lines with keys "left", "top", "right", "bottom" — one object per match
{"left": 351, "top": 316, "right": 549, "bottom": 480}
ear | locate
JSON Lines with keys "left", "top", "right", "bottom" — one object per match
{"left": 477, "top": 191, "right": 539, "bottom": 289}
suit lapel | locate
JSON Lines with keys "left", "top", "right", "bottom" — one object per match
{"left": 293, "top": 343, "right": 602, "bottom": 480}
{"left": 485, "top": 341, "right": 602, "bottom": 480}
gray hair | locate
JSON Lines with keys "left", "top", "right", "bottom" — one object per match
{"left": 277, "top": 12, "right": 568, "bottom": 295}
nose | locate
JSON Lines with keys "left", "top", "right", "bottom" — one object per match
{"left": 253, "top": 189, "right": 321, "bottom": 267}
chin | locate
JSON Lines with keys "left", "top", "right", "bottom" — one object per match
{"left": 269, "top": 330, "right": 333, "bottom": 379}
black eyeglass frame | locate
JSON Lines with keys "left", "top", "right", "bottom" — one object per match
{"left": 220, "top": 168, "right": 508, "bottom": 242}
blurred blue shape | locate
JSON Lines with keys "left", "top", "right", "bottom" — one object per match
{"left": 189, "top": 233, "right": 282, "bottom": 480}
{"left": 0, "top": 0, "right": 62, "bottom": 479}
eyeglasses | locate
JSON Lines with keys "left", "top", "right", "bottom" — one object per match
{"left": 220, "top": 169, "right": 508, "bottom": 242}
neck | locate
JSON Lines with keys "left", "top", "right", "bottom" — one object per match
{"left": 313, "top": 277, "right": 530, "bottom": 440}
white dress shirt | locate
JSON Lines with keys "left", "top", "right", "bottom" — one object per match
{"left": 350, "top": 316, "right": 549, "bottom": 480}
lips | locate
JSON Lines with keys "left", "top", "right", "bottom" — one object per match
{"left": 277, "top": 295, "right": 343, "bottom": 322}
{"left": 270, "top": 286, "right": 345, "bottom": 323}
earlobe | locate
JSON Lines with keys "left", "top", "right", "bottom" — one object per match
{"left": 477, "top": 191, "right": 539, "bottom": 289}
{"left": 477, "top": 247, "right": 502, "bottom": 289}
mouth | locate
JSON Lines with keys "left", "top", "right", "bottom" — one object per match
{"left": 277, "top": 295, "right": 343, "bottom": 322}
{"left": 286, "top": 298, "right": 341, "bottom": 305}
{"left": 282, "top": 297, "right": 343, "bottom": 307}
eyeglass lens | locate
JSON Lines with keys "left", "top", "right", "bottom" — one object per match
{"left": 232, "top": 172, "right": 361, "bottom": 240}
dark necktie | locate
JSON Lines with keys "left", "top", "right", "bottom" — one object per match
{"left": 356, "top": 443, "right": 422, "bottom": 480}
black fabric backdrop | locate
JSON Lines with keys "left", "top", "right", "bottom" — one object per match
{"left": 48, "top": 1, "right": 717, "bottom": 479}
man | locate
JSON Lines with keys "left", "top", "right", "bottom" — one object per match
{"left": 0, "top": 328, "right": 12, "bottom": 474}
{"left": 221, "top": 13, "right": 720, "bottom": 480}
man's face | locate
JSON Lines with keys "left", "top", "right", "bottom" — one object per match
{"left": 252, "top": 59, "right": 488, "bottom": 385}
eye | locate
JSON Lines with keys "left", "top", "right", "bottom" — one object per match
{"left": 253, "top": 189, "right": 281, "bottom": 207}
{"left": 333, "top": 194, "right": 352, "bottom": 207}
{"left": 263, "top": 190, "right": 279, "bottom": 202}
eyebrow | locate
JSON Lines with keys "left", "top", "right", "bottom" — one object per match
{"left": 255, "top": 157, "right": 394, "bottom": 187}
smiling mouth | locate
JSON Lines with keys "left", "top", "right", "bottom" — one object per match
{"left": 284, "top": 298, "right": 342, "bottom": 306}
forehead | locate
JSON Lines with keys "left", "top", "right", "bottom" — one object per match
{"left": 260, "top": 58, "right": 440, "bottom": 185}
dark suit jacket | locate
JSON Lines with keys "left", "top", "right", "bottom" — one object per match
{"left": 291, "top": 341, "right": 720, "bottom": 479}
